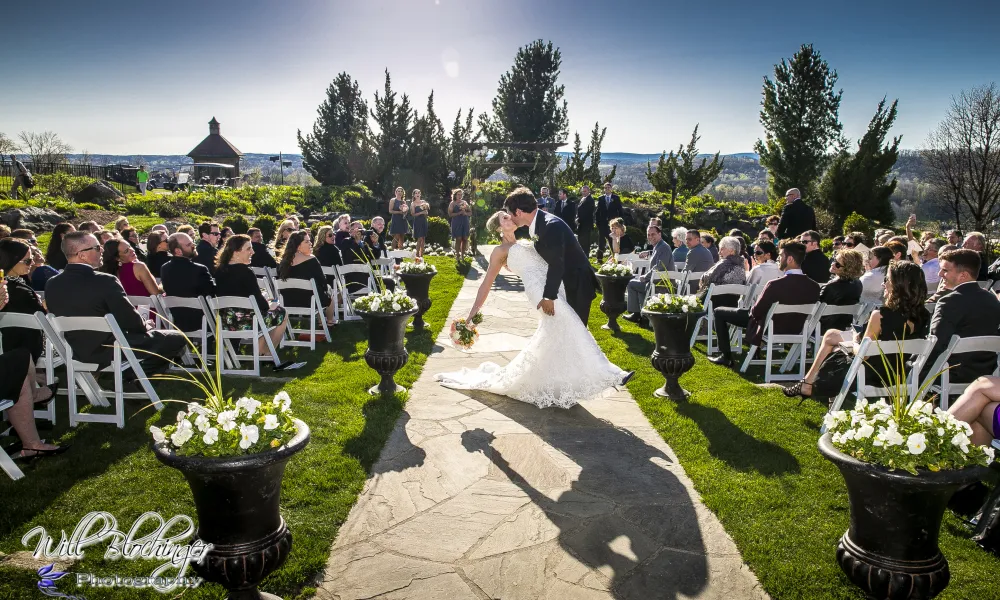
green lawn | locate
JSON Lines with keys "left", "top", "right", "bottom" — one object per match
{"left": 0, "top": 258, "right": 466, "bottom": 599}
{"left": 591, "top": 311, "right": 1000, "bottom": 599}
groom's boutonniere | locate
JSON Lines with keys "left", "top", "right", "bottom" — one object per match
{"left": 531, "top": 234, "right": 540, "bottom": 243}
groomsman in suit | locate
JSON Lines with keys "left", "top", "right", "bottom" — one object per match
{"left": 595, "top": 182, "right": 622, "bottom": 262}
{"left": 776, "top": 188, "right": 816, "bottom": 240}
{"left": 555, "top": 188, "right": 577, "bottom": 233}
{"left": 576, "top": 185, "right": 596, "bottom": 255}
{"left": 537, "top": 187, "right": 556, "bottom": 212}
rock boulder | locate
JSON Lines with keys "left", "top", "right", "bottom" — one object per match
{"left": 72, "top": 181, "right": 123, "bottom": 208}
{"left": 0, "top": 207, "right": 66, "bottom": 232}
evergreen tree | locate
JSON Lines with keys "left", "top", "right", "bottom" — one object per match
{"left": 556, "top": 132, "right": 588, "bottom": 187}
{"left": 646, "top": 125, "right": 723, "bottom": 197}
{"left": 443, "top": 108, "right": 478, "bottom": 192}
{"left": 818, "top": 98, "right": 901, "bottom": 228}
{"left": 754, "top": 44, "right": 844, "bottom": 201}
{"left": 297, "top": 72, "right": 369, "bottom": 186}
{"left": 478, "top": 40, "right": 569, "bottom": 187}
{"left": 369, "top": 69, "right": 413, "bottom": 200}
{"left": 583, "top": 122, "right": 615, "bottom": 184}
{"left": 407, "top": 91, "right": 449, "bottom": 197}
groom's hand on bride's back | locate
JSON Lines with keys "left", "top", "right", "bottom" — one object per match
{"left": 537, "top": 299, "right": 555, "bottom": 316}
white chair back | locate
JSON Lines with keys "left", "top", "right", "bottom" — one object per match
{"left": 919, "top": 334, "right": 1000, "bottom": 408}
{"left": 0, "top": 399, "right": 24, "bottom": 480}
{"left": 0, "top": 311, "right": 59, "bottom": 424}
{"left": 827, "top": 336, "right": 937, "bottom": 415}
{"left": 273, "top": 278, "right": 332, "bottom": 350}
{"left": 388, "top": 250, "right": 415, "bottom": 260}
{"left": 206, "top": 296, "right": 282, "bottom": 375}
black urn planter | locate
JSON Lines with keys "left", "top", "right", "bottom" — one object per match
{"left": 359, "top": 307, "right": 419, "bottom": 395}
{"left": 595, "top": 273, "right": 631, "bottom": 333}
{"left": 153, "top": 419, "right": 311, "bottom": 600}
{"left": 398, "top": 271, "right": 436, "bottom": 331}
{"left": 641, "top": 309, "right": 704, "bottom": 400}
{"left": 818, "top": 433, "right": 989, "bottom": 599}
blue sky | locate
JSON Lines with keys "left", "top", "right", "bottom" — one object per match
{"left": 5, "top": 0, "right": 998, "bottom": 155}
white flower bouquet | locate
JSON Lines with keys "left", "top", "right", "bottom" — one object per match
{"left": 597, "top": 263, "right": 633, "bottom": 277}
{"left": 151, "top": 392, "right": 297, "bottom": 457}
{"left": 397, "top": 260, "right": 437, "bottom": 275}
{"left": 826, "top": 398, "right": 994, "bottom": 474}
{"left": 353, "top": 289, "right": 416, "bottom": 314}
{"left": 643, "top": 293, "right": 703, "bottom": 314}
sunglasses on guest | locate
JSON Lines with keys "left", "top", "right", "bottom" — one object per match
{"left": 832, "top": 261, "right": 842, "bottom": 268}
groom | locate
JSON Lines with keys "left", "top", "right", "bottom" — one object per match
{"left": 504, "top": 186, "right": 598, "bottom": 324}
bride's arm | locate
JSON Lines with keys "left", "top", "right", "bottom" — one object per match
{"left": 467, "top": 245, "right": 507, "bottom": 321}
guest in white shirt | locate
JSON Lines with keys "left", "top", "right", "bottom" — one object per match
{"left": 859, "top": 246, "right": 893, "bottom": 305}
{"left": 747, "top": 241, "right": 782, "bottom": 289}
{"left": 921, "top": 239, "right": 942, "bottom": 291}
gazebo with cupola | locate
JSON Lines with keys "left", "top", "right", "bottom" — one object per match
{"left": 187, "top": 117, "right": 243, "bottom": 185}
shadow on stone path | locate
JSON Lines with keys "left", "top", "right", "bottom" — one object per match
{"left": 316, "top": 251, "right": 768, "bottom": 600}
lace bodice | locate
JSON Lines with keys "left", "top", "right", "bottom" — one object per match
{"left": 506, "top": 242, "right": 565, "bottom": 305}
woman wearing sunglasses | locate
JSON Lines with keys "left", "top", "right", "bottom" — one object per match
{"left": 817, "top": 249, "right": 864, "bottom": 332}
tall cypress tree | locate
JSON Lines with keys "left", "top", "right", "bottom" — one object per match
{"left": 369, "top": 69, "right": 413, "bottom": 200}
{"left": 754, "top": 44, "right": 844, "bottom": 201}
{"left": 556, "top": 131, "right": 588, "bottom": 187}
{"left": 646, "top": 125, "right": 724, "bottom": 197}
{"left": 583, "top": 122, "right": 615, "bottom": 184}
{"left": 297, "top": 72, "right": 369, "bottom": 185}
{"left": 479, "top": 40, "right": 569, "bottom": 187}
{"left": 408, "top": 91, "right": 449, "bottom": 197}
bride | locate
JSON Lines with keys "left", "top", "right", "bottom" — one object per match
{"left": 435, "top": 210, "right": 633, "bottom": 409}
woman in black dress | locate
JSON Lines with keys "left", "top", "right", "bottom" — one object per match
{"left": 45, "top": 222, "right": 75, "bottom": 271}
{"left": 608, "top": 218, "right": 635, "bottom": 258}
{"left": 144, "top": 231, "right": 171, "bottom": 278}
{"left": 388, "top": 186, "right": 409, "bottom": 250}
{"left": 278, "top": 230, "right": 336, "bottom": 327}
{"left": 817, "top": 249, "right": 865, "bottom": 331}
{"left": 410, "top": 189, "right": 429, "bottom": 258}
{"left": 0, "top": 238, "right": 47, "bottom": 362}
{"left": 215, "top": 235, "right": 288, "bottom": 356}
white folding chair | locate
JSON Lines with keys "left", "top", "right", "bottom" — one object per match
{"left": 684, "top": 271, "right": 707, "bottom": 294}
{"left": 335, "top": 264, "right": 378, "bottom": 322}
{"left": 689, "top": 283, "right": 754, "bottom": 354}
{"left": 388, "top": 250, "right": 415, "bottom": 260}
{"left": 206, "top": 296, "right": 282, "bottom": 376}
{"left": 273, "top": 279, "right": 332, "bottom": 350}
{"left": 616, "top": 253, "right": 640, "bottom": 264}
{"left": 259, "top": 267, "right": 281, "bottom": 301}
{"left": 630, "top": 259, "right": 651, "bottom": 277}
{"left": 0, "top": 399, "right": 24, "bottom": 481}
{"left": 127, "top": 294, "right": 159, "bottom": 326}
{"left": 740, "top": 303, "right": 821, "bottom": 383}
{"left": 977, "top": 280, "right": 993, "bottom": 290}
{"left": 828, "top": 336, "right": 937, "bottom": 414}
{"left": 44, "top": 313, "right": 164, "bottom": 429}
{"left": 919, "top": 335, "right": 1000, "bottom": 409}
{"left": 781, "top": 303, "right": 865, "bottom": 373}
{"left": 642, "top": 271, "right": 689, "bottom": 307}
{"left": 0, "top": 312, "right": 59, "bottom": 425}
{"left": 154, "top": 295, "right": 211, "bottom": 372}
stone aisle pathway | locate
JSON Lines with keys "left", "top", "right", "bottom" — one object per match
{"left": 317, "top": 254, "right": 767, "bottom": 600}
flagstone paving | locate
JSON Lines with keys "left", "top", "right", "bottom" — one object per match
{"left": 317, "top": 254, "right": 768, "bottom": 600}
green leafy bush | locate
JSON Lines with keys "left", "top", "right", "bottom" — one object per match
{"left": 124, "top": 196, "right": 158, "bottom": 216}
{"left": 625, "top": 226, "right": 644, "bottom": 245}
{"left": 252, "top": 215, "right": 278, "bottom": 244}
{"left": 223, "top": 214, "right": 251, "bottom": 235}
{"left": 426, "top": 217, "right": 451, "bottom": 246}
{"left": 843, "top": 212, "right": 875, "bottom": 246}
{"left": 32, "top": 173, "right": 101, "bottom": 198}
{"left": 256, "top": 197, "right": 283, "bottom": 216}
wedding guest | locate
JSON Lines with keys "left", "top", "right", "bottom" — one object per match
{"left": 747, "top": 241, "right": 782, "bottom": 289}
{"left": 776, "top": 188, "right": 816, "bottom": 239}
{"left": 800, "top": 230, "right": 830, "bottom": 283}
{"left": 144, "top": 231, "right": 171, "bottom": 278}
{"left": 96, "top": 230, "right": 116, "bottom": 246}
{"left": 214, "top": 234, "right": 288, "bottom": 356}
{"left": 388, "top": 186, "right": 409, "bottom": 250}
{"left": 219, "top": 226, "right": 233, "bottom": 248}
{"left": 818, "top": 249, "right": 864, "bottom": 331}
{"left": 695, "top": 236, "right": 746, "bottom": 306}
{"left": 45, "top": 222, "right": 75, "bottom": 270}
{"left": 948, "top": 376, "right": 1000, "bottom": 446}
{"left": 8, "top": 229, "right": 36, "bottom": 245}
{"left": 609, "top": 218, "right": 635, "bottom": 259}
{"left": 78, "top": 221, "right": 101, "bottom": 234}
{"left": 274, "top": 219, "right": 298, "bottom": 253}
{"left": 176, "top": 224, "right": 196, "bottom": 238}
{"left": 785, "top": 260, "right": 928, "bottom": 399}
{"left": 1, "top": 347, "right": 66, "bottom": 460}
{"left": 623, "top": 224, "right": 673, "bottom": 322}
{"left": 576, "top": 185, "right": 596, "bottom": 255}
{"left": 160, "top": 232, "right": 216, "bottom": 334}
{"left": 860, "top": 247, "right": 893, "bottom": 305}
{"left": 595, "top": 182, "right": 622, "bottom": 262}
{"left": 249, "top": 227, "right": 278, "bottom": 269}
{"left": 885, "top": 240, "right": 907, "bottom": 262}
{"left": 701, "top": 233, "right": 719, "bottom": 262}
{"left": 831, "top": 236, "right": 846, "bottom": 253}
{"left": 193, "top": 221, "right": 220, "bottom": 274}
{"left": 766, "top": 215, "right": 780, "bottom": 239}
{"left": 0, "top": 239, "right": 47, "bottom": 360}
{"left": 28, "top": 247, "right": 58, "bottom": 292}
{"left": 844, "top": 232, "right": 866, "bottom": 249}
{"left": 114, "top": 216, "right": 130, "bottom": 233}
{"left": 277, "top": 231, "right": 336, "bottom": 327}
{"left": 410, "top": 189, "right": 430, "bottom": 258}
{"left": 682, "top": 229, "right": 714, "bottom": 290}
{"left": 671, "top": 227, "right": 689, "bottom": 264}
{"left": 313, "top": 225, "right": 343, "bottom": 267}
{"left": 99, "top": 238, "right": 161, "bottom": 296}
{"left": 962, "top": 232, "right": 990, "bottom": 281}
{"left": 334, "top": 214, "right": 352, "bottom": 244}
{"left": 338, "top": 221, "right": 376, "bottom": 293}
{"left": 921, "top": 239, "right": 943, "bottom": 290}
{"left": 537, "top": 186, "right": 555, "bottom": 212}
{"left": 449, "top": 189, "right": 472, "bottom": 261}
{"left": 370, "top": 217, "right": 389, "bottom": 257}
{"left": 122, "top": 227, "right": 146, "bottom": 262}
{"left": 947, "top": 230, "right": 963, "bottom": 246}
{"left": 555, "top": 189, "right": 577, "bottom": 233}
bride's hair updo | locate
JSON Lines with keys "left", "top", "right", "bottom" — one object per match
{"left": 485, "top": 211, "right": 506, "bottom": 236}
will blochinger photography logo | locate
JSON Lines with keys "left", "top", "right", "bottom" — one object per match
{"left": 22, "top": 511, "right": 213, "bottom": 597}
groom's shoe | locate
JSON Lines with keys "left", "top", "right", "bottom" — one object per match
{"left": 620, "top": 371, "right": 636, "bottom": 386}
{"left": 622, "top": 312, "right": 641, "bottom": 323}
{"left": 708, "top": 354, "right": 733, "bottom": 368}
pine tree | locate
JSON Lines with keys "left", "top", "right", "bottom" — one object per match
{"left": 408, "top": 91, "right": 449, "bottom": 197}
{"left": 645, "top": 125, "right": 724, "bottom": 196}
{"left": 369, "top": 69, "right": 413, "bottom": 200}
{"left": 754, "top": 44, "right": 844, "bottom": 201}
{"left": 818, "top": 98, "right": 901, "bottom": 228}
{"left": 297, "top": 72, "right": 369, "bottom": 185}
{"left": 556, "top": 132, "right": 588, "bottom": 187}
{"left": 583, "top": 122, "right": 615, "bottom": 184}
{"left": 443, "top": 108, "right": 478, "bottom": 192}
{"left": 478, "top": 40, "right": 569, "bottom": 187}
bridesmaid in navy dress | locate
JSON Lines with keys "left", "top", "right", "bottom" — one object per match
{"left": 388, "top": 186, "right": 409, "bottom": 250}
{"left": 448, "top": 188, "right": 472, "bottom": 260}
{"left": 410, "top": 189, "right": 429, "bottom": 258}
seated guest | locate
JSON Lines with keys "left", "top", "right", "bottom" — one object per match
{"left": 681, "top": 229, "right": 714, "bottom": 292}
{"left": 99, "top": 238, "right": 161, "bottom": 296}
{"left": 45, "top": 222, "right": 75, "bottom": 270}
{"left": 177, "top": 224, "right": 196, "bottom": 238}
{"left": 860, "top": 247, "right": 893, "bottom": 305}
{"left": 695, "top": 236, "right": 746, "bottom": 306}
{"left": 277, "top": 231, "right": 337, "bottom": 327}
{"left": 800, "top": 230, "right": 830, "bottom": 284}
{"left": 122, "top": 227, "right": 146, "bottom": 262}
{"left": 923, "top": 249, "right": 1000, "bottom": 385}
{"left": 8, "top": 229, "right": 37, "bottom": 246}
{"left": 114, "top": 216, "right": 130, "bottom": 234}
{"left": 337, "top": 220, "right": 378, "bottom": 293}
{"left": 1, "top": 347, "right": 65, "bottom": 460}
{"left": 948, "top": 376, "right": 1000, "bottom": 447}
{"left": 0, "top": 239, "right": 47, "bottom": 361}
{"left": 962, "top": 232, "right": 990, "bottom": 281}
{"left": 249, "top": 227, "right": 278, "bottom": 269}
{"left": 728, "top": 228, "right": 752, "bottom": 264}
{"left": 609, "top": 218, "right": 635, "bottom": 258}
{"left": 214, "top": 235, "right": 288, "bottom": 357}
{"left": 77, "top": 220, "right": 101, "bottom": 234}
{"left": 96, "top": 230, "right": 116, "bottom": 246}
{"left": 709, "top": 241, "right": 819, "bottom": 367}
{"left": 334, "top": 213, "right": 352, "bottom": 244}
{"left": 885, "top": 240, "right": 907, "bottom": 263}
{"left": 831, "top": 236, "right": 845, "bottom": 253}
{"left": 150, "top": 224, "right": 169, "bottom": 236}
{"left": 28, "top": 246, "right": 58, "bottom": 293}
{"left": 46, "top": 232, "right": 186, "bottom": 380}
{"left": 313, "top": 225, "right": 343, "bottom": 268}
{"left": 144, "top": 231, "right": 171, "bottom": 278}
{"left": 623, "top": 224, "right": 674, "bottom": 322}
{"left": 194, "top": 221, "right": 220, "bottom": 274}
{"left": 701, "top": 233, "right": 719, "bottom": 263}
{"left": 921, "top": 239, "right": 942, "bottom": 291}
{"left": 273, "top": 219, "right": 297, "bottom": 254}
{"left": 748, "top": 241, "right": 782, "bottom": 289}
{"left": 367, "top": 218, "right": 389, "bottom": 258}
{"left": 785, "top": 260, "right": 929, "bottom": 399}
{"left": 219, "top": 226, "right": 233, "bottom": 249}
{"left": 160, "top": 233, "right": 216, "bottom": 333}
{"left": 818, "top": 249, "right": 865, "bottom": 331}
{"left": 844, "top": 231, "right": 866, "bottom": 250}
{"left": 671, "top": 227, "right": 689, "bottom": 264}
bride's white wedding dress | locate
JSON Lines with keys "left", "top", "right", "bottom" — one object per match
{"left": 435, "top": 241, "right": 627, "bottom": 409}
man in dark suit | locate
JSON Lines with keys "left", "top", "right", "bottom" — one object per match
{"left": 504, "top": 187, "right": 598, "bottom": 324}
{"left": 776, "top": 188, "right": 816, "bottom": 240}
{"left": 624, "top": 225, "right": 674, "bottom": 321}
{"left": 45, "top": 232, "right": 187, "bottom": 380}
{"left": 193, "top": 221, "right": 220, "bottom": 274}
{"left": 709, "top": 241, "right": 820, "bottom": 367}
{"left": 371, "top": 217, "right": 389, "bottom": 257}
{"left": 537, "top": 187, "right": 555, "bottom": 212}
{"left": 576, "top": 185, "right": 596, "bottom": 255}
{"left": 799, "top": 230, "right": 831, "bottom": 284}
{"left": 924, "top": 249, "right": 1000, "bottom": 384}
{"left": 249, "top": 227, "right": 277, "bottom": 269}
{"left": 595, "top": 182, "right": 623, "bottom": 262}
{"left": 555, "top": 188, "right": 577, "bottom": 233}
{"left": 160, "top": 232, "right": 217, "bottom": 333}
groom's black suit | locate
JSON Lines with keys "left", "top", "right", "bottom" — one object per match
{"left": 533, "top": 210, "right": 598, "bottom": 324}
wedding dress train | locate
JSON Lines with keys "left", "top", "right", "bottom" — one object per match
{"left": 435, "top": 241, "right": 627, "bottom": 409}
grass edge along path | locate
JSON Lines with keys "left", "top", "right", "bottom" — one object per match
{"left": 0, "top": 257, "right": 467, "bottom": 600}
{"left": 589, "top": 308, "right": 1000, "bottom": 600}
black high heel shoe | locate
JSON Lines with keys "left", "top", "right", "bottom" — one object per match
{"left": 782, "top": 380, "right": 813, "bottom": 399}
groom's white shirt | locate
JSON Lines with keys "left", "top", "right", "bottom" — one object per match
{"left": 528, "top": 211, "right": 539, "bottom": 238}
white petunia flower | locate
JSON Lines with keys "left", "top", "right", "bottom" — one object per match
{"left": 237, "top": 397, "right": 262, "bottom": 417}
{"left": 218, "top": 410, "right": 238, "bottom": 432}
{"left": 392, "top": 303, "right": 401, "bottom": 312}
{"left": 937, "top": 427, "right": 945, "bottom": 436}
{"left": 176, "top": 410, "right": 187, "bottom": 423}
{"left": 195, "top": 414, "right": 210, "bottom": 433}
{"left": 906, "top": 432, "right": 927, "bottom": 455}
{"left": 857, "top": 423, "right": 875, "bottom": 438}
{"left": 177, "top": 418, "right": 194, "bottom": 432}
{"left": 884, "top": 428, "right": 904, "bottom": 447}
{"left": 274, "top": 391, "right": 290, "bottom": 405}
{"left": 951, "top": 432, "right": 971, "bottom": 454}
{"left": 681, "top": 304, "right": 689, "bottom": 313}
{"left": 203, "top": 427, "right": 219, "bottom": 445}
{"left": 171, "top": 427, "right": 193, "bottom": 446}
{"left": 150, "top": 426, "right": 166, "bottom": 443}
{"left": 984, "top": 446, "right": 995, "bottom": 465}
{"left": 263, "top": 414, "right": 279, "bottom": 430}
{"left": 239, "top": 423, "right": 260, "bottom": 450}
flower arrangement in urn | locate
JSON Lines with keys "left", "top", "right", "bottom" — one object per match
{"left": 353, "top": 289, "right": 416, "bottom": 314}
{"left": 397, "top": 260, "right": 437, "bottom": 275}
{"left": 596, "top": 262, "right": 632, "bottom": 277}
{"left": 644, "top": 293, "right": 703, "bottom": 314}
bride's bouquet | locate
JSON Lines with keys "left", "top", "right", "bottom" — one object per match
{"left": 450, "top": 312, "right": 484, "bottom": 351}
